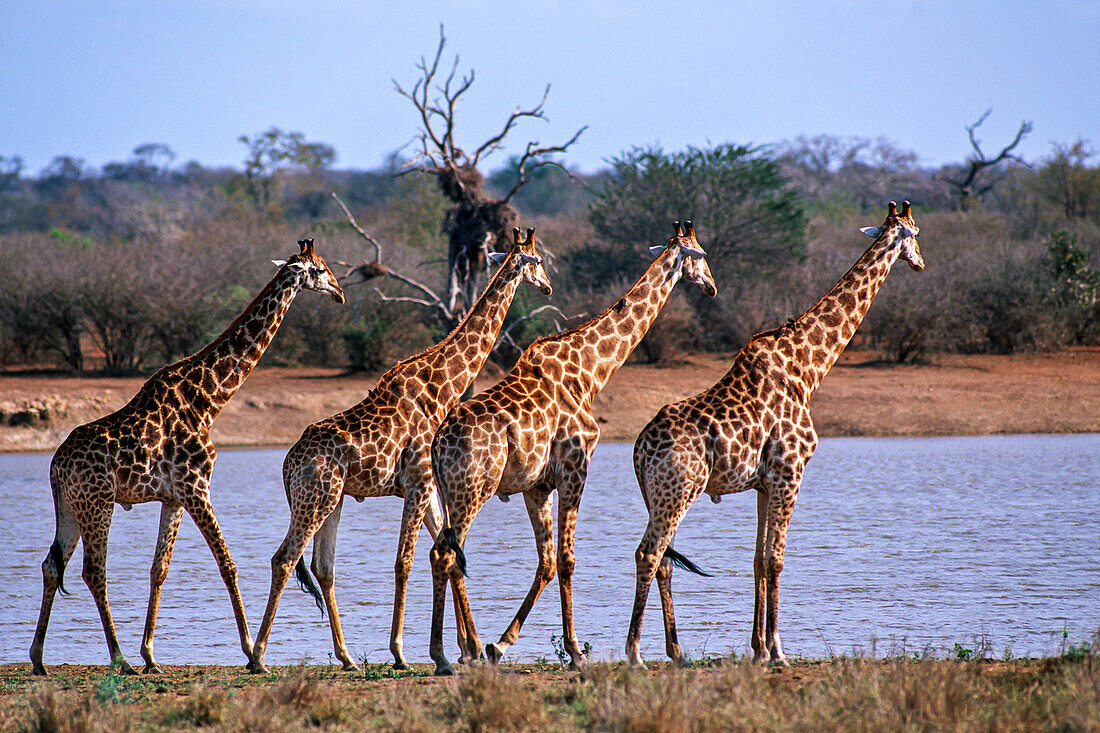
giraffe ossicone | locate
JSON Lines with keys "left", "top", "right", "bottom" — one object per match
{"left": 625, "top": 201, "right": 924, "bottom": 669}
{"left": 427, "top": 220, "right": 717, "bottom": 676}
{"left": 29, "top": 238, "right": 344, "bottom": 677}
{"left": 248, "top": 226, "right": 551, "bottom": 673}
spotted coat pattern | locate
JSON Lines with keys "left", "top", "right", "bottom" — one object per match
{"left": 427, "top": 222, "right": 718, "bottom": 675}
{"left": 29, "top": 239, "right": 345, "bottom": 676}
{"left": 248, "top": 228, "right": 552, "bottom": 672}
{"left": 625, "top": 202, "right": 925, "bottom": 668}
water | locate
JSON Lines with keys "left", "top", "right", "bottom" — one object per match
{"left": 2, "top": 435, "right": 1098, "bottom": 668}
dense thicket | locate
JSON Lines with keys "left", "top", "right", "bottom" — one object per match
{"left": 1, "top": 134, "right": 1098, "bottom": 374}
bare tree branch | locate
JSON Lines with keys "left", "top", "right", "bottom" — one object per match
{"left": 945, "top": 110, "right": 1033, "bottom": 210}
{"left": 330, "top": 192, "right": 381, "bottom": 261}
{"left": 331, "top": 192, "right": 456, "bottom": 324}
{"left": 496, "top": 305, "right": 579, "bottom": 351}
{"left": 501, "top": 126, "right": 589, "bottom": 204}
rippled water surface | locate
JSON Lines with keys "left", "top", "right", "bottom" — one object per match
{"left": 2, "top": 434, "right": 1098, "bottom": 668}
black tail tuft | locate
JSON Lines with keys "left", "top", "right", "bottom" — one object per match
{"left": 442, "top": 527, "right": 467, "bottom": 577}
{"left": 663, "top": 546, "right": 711, "bottom": 577}
{"left": 294, "top": 558, "right": 325, "bottom": 615}
{"left": 50, "top": 540, "right": 70, "bottom": 595}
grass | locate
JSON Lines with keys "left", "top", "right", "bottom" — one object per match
{"left": 1, "top": 651, "right": 1096, "bottom": 732}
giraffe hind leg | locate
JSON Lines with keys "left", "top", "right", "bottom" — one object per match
{"left": 486, "top": 488, "right": 555, "bottom": 664}
{"left": 30, "top": 505, "right": 81, "bottom": 676}
{"left": 309, "top": 499, "right": 360, "bottom": 672}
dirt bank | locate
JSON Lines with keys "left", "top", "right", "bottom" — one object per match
{"left": 2, "top": 349, "right": 1098, "bottom": 453}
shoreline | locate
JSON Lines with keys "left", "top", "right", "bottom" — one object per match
{"left": 2, "top": 349, "right": 1098, "bottom": 453}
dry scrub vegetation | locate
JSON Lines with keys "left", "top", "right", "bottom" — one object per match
{"left": 2, "top": 653, "right": 1097, "bottom": 732}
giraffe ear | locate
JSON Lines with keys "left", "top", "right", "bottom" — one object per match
{"left": 649, "top": 245, "right": 665, "bottom": 255}
{"left": 271, "top": 259, "right": 287, "bottom": 268}
{"left": 860, "top": 226, "right": 882, "bottom": 239}
{"left": 488, "top": 252, "right": 508, "bottom": 265}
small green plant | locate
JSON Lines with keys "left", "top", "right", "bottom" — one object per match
{"left": 550, "top": 635, "right": 593, "bottom": 667}
{"left": 953, "top": 643, "right": 974, "bottom": 661}
{"left": 94, "top": 661, "right": 154, "bottom": 704}
{"left": 551, "top": 634, "right": 568, "bottom": 667}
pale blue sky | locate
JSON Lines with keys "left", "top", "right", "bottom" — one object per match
{"left": 3, "top": 0, "right": 1099, "bottom": 175}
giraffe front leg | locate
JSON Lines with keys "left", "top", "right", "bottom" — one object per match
{"left": 184, "top": 494, "right": 255, "bottom": 669}
{"left": 80, "top": 504, "right": 137, "bottom": 674}
{"left": 556, "top": 475, "right": 588, "bottom": 670}
{"left": 390, "top": 491, "right": 426, "bottom": 670}
{"left": 140, "top": 503, "right": 184, "bottom": 674}
{"left": 311, "top": 498, "right": 359, "bottom": 671}
{"left": 486, "top": 488, "right": 555, "bottom": 665}
{"left": 392, "top": 453, "right": 436, "bottom": 670}
{"left": 752, "top": 481, "right": 799, "bottom": 667}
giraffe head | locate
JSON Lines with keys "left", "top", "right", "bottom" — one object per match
{"left": 487, "top": 227, "right": 553, "bottom": 295}
{"left": 860, "top": 201, "right": 925, "bottom": 272}
{"left": 649, "top": 220, "right": 718, "bottom": 297}
{"left": 272, "top": 238, "right": 346, "bottom": 303}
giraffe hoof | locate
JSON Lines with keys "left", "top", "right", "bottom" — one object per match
{"left": 434, "top": 664, "right": 455, "bottom": 676}
{"left": 341, "top": 661, "right": 360, "bottom": 672}
{"left": 247, "top": 660, "right": 270, "bottom": 675}
{"left": 392, "top": 660, "right": 409, "bottom": 671}
{"left": 142, "top": 662, "right": 162, "bottom": 675}
{"left": 485, "top": 643, "right": 504, "bottom": 664}
{"left": 31, "top": 664, "right": 47, "bottom": 677}
{"left": 118, "top": 662, "right": 139, "bottom": 676}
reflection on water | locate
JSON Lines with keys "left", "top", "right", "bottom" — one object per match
{"left": 2, "top": 434, "right": 1098, "bottom": 667}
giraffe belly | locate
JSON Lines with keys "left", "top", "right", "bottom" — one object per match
{"left": 114, "top": 464, "right": 171, "bottom": 506}
{"left": 705, "top": 456, "right": 763, "bottom": 498}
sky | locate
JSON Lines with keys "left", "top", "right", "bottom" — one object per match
{"left": 3, "top": 0, "right": 1099, "bottom": 176}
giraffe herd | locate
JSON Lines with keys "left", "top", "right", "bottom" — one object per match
{"left": 30, "top": 204, "right": 924, "bottom": 676}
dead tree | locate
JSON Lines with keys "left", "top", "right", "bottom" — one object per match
{"left": 393, "top": 25, "right": 586, "bottom": 318}
{"left": 945, "top": 110, "right": 1032, "bottom": 211}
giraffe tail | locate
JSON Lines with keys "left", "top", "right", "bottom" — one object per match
{"left": 441, "top": 527, "right": 467, "bottom": 577}
{"left": 294, "top": 558, "right": 325, "bottom": 614}
{"left": 47, "top": 461, "right": 70, "bottom": 595}
{"left": 48, "top": 539, "right": 70, "bottom": 595}
{"left": 663, "top": 547, "right": 712, "bottom": 577}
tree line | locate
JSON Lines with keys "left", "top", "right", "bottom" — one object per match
{"left": 1, "top": 128, "right": 1098, "bottom": 374}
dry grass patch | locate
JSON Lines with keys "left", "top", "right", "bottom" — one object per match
{"left": 0, "top": 655, "right": 1096, "bottom": 731}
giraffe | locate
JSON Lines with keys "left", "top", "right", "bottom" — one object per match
{"left": 248, "top": 227, "right": 552, "bottom": 673}
{"left": 625, "top": 202, "right": 924, "bottom": 668}
{"left": 29, "top": 238, "right": 345, "bottom": 677}
{"left": 427, "top": 221, "right": 717, "bottom": 675}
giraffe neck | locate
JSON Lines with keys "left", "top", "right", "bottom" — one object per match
{"left": 788, "top": 234, "right": 901, "bottom": 395}
{"left": 381, "top": 254, "right": 523, "bottom": 407}
{"left": 180, "top": 267, "right": 304, "bottom": 428}
{"left": 551, "top": 246, "right": 682, "bottom": 396}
